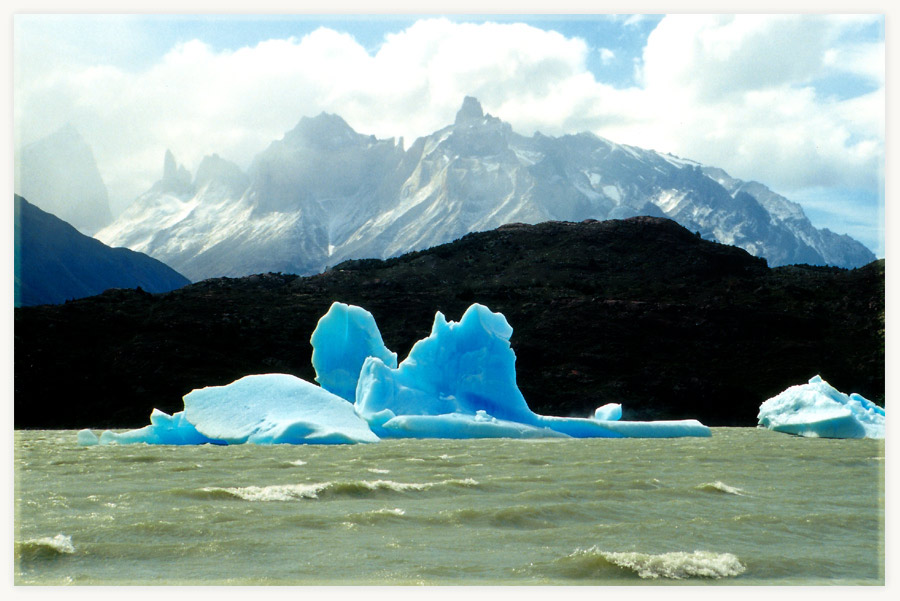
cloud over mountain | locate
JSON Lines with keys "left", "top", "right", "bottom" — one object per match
{"left": 14, "top": 15, "right": 883, "bottom": 256}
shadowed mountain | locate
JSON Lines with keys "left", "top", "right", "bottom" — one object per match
{"left": 15, "top": 217, "right": 883, "bottom": 429}
{"left": 14, "top": 195, "right": 190, "bottom": 307}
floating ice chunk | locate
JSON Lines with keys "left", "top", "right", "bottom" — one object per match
{"left": 78, "top": 302, "right": 713, "bottom": 445}
{"left": 376, "top": 410, "right": 570, "bottom": 439}
{"left": 537, "top": 414, "right": 711, "bottom": 438}
{"left": 95, "top": 409, "right": 222, "bottom": 445}
{"left": 356, "top": 304, "right": 539, "bottom": 425}
{"left": 77, "top": 429, "right": 99, "bottom": 446}
{"left": 183, "top": 373, "right": 379, "bottom": 444}
{"left": 593, "top": 403, "right": 623, "bottom": 421}
{"left": 311, "top": 302, "right": 397, "bottom": 401}
{"left": 757, "top": 375, "right": 885, "bottom": 439}
{"left": 356, "top": 303, "right": 710, "bottom": 439}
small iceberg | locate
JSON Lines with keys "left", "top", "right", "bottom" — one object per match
{"left": 80, "top": 302, "right": 712, "bottom": 445}
{"left": 757, "top": 375, "right": 884, "bottom": 439}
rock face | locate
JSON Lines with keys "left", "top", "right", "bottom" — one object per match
{"left": 95, "top": 98, "right": 875, "bottom": 282}
{"left": 15, "top": 217, "right": 884, "bottom": 429}
{"left": 14, "top": 195, "right": 190, "bottom": 307}
{"left": 15, "top": 125, "right": 113, "bottom": 236}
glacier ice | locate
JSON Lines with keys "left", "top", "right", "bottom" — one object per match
{"left": 79, "top": 301, "right": 711, "bottom": 445}
{"left": 182, "top": 374, "right": 380, "bottom": 444}
{"left": 311, "top": 302, "right": 397, "bottom": 401}
{"left": 92, "top": 408, "right": 222, "bottom": 446}
{"left": 355, "top": 304, "right": 541, "bottom": 431}
{"left": 593, "top": 403, "right": 623, "bottom": 421}
{"left": 355, "top": 303, "right": 710, "bottom": 440}
{"left": 758, "top": 375, "right": 884, "bottom": 439}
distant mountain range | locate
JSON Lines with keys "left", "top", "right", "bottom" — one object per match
{"left": 15, "top": 124, "right": 113, "bottom": 236}
{"left": 15, "top": 217, "right": 884, "bottom": 429}
{"left": 14, "top": 195, "right": 190, "bottom": 307}
{"left": 94, "top": 96, "right": 875, "bottom": 281}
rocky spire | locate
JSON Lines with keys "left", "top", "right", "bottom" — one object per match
{"left": 155, "top": 149, "right": 193, "bottom": 196}
{"left": 454, "top": 96, "right": 484, "bottom": 125}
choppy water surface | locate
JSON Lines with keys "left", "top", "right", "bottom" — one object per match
{"left": 14, "top": 428, "right": 884, "bottom": 585}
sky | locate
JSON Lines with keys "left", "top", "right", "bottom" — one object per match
{"left": 11, "top": 10, "right": 888, "bottom": 256}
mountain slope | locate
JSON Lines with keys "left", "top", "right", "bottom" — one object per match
{"left": 14, "top": 195, "right": 191, "bottom": 307}
{"left": 16, "top": 217, "right": 883, "bottom": 429}
{"left": 95, "top": 97, "right": 875, "bottom": 281}
{"left": 15, "top": 125, "right": 113, "bottom": 236}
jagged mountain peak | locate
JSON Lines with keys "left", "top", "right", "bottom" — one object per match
{"left": 98, "top": 97, "right": 876, "bottom": 280}
{"left": 15, "top": 124, "right": 112, "bottom": 236}
{"left": 283, "top": 111, "right": 366, "bottom": 150}
{"left": 455, "top": 96, "right": 485, "bottom": 124}
{"left": 155, "top": 150, "right": 193, "bottom": 196}
{"left": 193, "top": 154, "right": 248, "bottom": 196}
{"left": 44, "top": 122, "right": 86, "bottom": 146}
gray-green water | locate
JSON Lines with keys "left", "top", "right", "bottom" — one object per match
{"left": 14, "top": 428, "right": 884, "bottom": 585}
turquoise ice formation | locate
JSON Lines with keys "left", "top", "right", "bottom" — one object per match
{"left": 79, "top": 302, "right": 712, "bottom": 445}
{"left": 311, "top": 302, "right": 397, "bottom": 402}
{"left": 758, "top": 375, "right": 885, "bottom": 439}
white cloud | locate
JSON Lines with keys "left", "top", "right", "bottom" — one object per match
{"left": 14, "top": 14, "right": 884, "bottom": 236}
{"left": 631, "top": 15, "right": 883, "bottom": 191}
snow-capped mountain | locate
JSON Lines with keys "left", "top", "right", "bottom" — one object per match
{"left": 96, "top": 97, "right": 875, "bottom": 281}
{"left": 15, "top": 124, "right": 113, "bottom": 236}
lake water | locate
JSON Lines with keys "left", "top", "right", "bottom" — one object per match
{"left": 14, "top": 428, "right": 884, "bottom": 586}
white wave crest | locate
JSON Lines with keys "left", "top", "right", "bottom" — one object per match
{"left": 208, "top": 483, "right": 329, "bottom": 501}
{"left": 697, "top": 481, "right": 746, "bottom": 495}
{"left": 372, "top": 507, "right": 406, "bottom": 516}
{"left": 204, "top": 478, "right": 478, "bottom": 502}
{"left": 21, "top": 533, "right": 76, "bottom": 555}
{"left": 599, "top": 549, "right": 746, "bottom": 579}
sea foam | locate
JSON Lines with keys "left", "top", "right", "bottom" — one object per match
{"left": 16, "top": 534, "right": 76, "bottom": 559}
{"left": 582, "top": 548, "right": 746, "bottom": 579}
{"left": 201, "top": 478, "right": 480, "bottom": 502}
{"left": 696, "top": 481, "right": 746, "bottom": 496}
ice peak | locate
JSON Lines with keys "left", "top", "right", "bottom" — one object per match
{"left": 455, "top": 96, "right": 484, "bottom": 125}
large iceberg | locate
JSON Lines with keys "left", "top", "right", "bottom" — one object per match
{"left": 758, "top": 375, "right": 885, "bottom": 439}
{"left": 79, "top": 302, "right": 711, "bottom": 445}
{"left": 182, "top": 374, "right": 380, "bottom": 444}
{"left": 355, "top": 303, "right": 710, "bottom": 439}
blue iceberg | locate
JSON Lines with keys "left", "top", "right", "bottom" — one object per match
{"left": 758, "top": 375, "right": 885, "bottom": 439}
{"left": 80, "top": 302, "right": 711, "bottom": 445}
{"left": 80, "top": 408, "right": 222, "bottom": 446}
{"left": 182, "top": 373, "right": 380, "bottom": 444}
{"left": 311, "top": 302, "right": 397, "bottom": 401}
{"left": 355, "top": 303, "right": 710, "bottom": 439}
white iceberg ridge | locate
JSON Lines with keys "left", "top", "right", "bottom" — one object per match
{"left": 758, "top": 375, "right": 884, "bottom": 439}
{"left": 79, "top": 302, "right": 712, "bottom": 445}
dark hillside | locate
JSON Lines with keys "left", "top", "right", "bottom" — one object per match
{"left": 14, "top": 195, "right": 189, "bottom": 306}
{"left": 14, "top": 217, "right": 884, "bottom": 429}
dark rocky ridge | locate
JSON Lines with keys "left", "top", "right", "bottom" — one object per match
{"left": 14, "top": 195, "right": 191, "bottom": 307}
{"left": 14, "top": 217, "right": 884, "bottom": 429}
